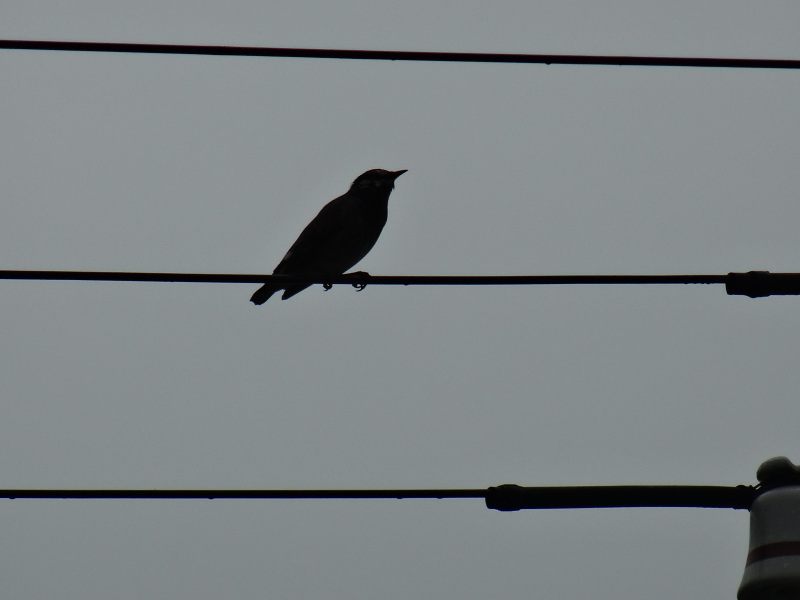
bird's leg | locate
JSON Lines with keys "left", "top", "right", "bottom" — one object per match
{"left": 344, "top": 271, "right": 371, "bottom": 292}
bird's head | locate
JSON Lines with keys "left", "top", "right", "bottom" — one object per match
{"left": 350, "top": 169, "right": 407, "bottom": 196}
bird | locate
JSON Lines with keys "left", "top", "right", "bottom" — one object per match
{"left": 250, "top": 168, "right": 407, "bottom": 304}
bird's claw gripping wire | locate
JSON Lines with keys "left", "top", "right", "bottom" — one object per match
{"left": 346, "top": 271, "right": 371, "bottom": 292}
{"left": 321, "top": 272, "right": 370, "bottom": 291}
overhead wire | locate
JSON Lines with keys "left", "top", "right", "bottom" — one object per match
{"left": 0, "top": 484, "right": 756, "bottom": 510}
{"left": 0, "top": 270, "right": 797, "bottom": 297}
{"left": 1, "top": 39, "right": 799, "bottom": 69}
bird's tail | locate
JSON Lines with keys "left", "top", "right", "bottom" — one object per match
{"left": 250, "top": 284, "right": 280, "bottom": 305}
{"left": 251, "top": 282, "right": 314, "bottom": 304}
{"left": 280, "top": 284, "right": 312, "bottom": 301}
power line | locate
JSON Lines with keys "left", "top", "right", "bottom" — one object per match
{"left": 485, "top": 484, "right": 755, "bottom": 510}
{"left": 1, "top": 39, "right": 799, "bottom": 70}
{"left": 0, "top": 270, "right": 724, "bottom": 285}
{"left": 0, "top": 488, "right": 484, "bottom": 500}
{"left": 0, "top": 484, "right": 755, "bottom": 510}
{"left": 0, "top": 270, "right": 797, "bottom": 297}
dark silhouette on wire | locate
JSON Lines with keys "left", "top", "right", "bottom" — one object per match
{"left": 1, "top": 40, "right": 799, "bottom": 70}
{"left": 251, "top": 169, "right": 406, "bottom": 304}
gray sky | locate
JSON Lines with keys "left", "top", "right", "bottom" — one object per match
{"left": 2, "top": 2, "right": 800, "bottom": 598}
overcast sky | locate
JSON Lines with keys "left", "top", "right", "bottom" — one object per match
{"left": 2, "top": 2, "right": 800, "bottom": 599}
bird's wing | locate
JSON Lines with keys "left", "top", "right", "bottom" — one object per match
{"left": 273, "top": 195, "right": 347, "bottom": 273}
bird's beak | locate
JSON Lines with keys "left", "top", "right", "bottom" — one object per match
{"left": 390, "top": 170, "right": 408, "bottom": 180}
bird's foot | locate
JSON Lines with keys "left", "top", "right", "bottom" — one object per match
{"left": 344, "top": 271, "right": 371, "bottom": 292}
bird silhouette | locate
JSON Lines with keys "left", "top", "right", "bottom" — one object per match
{"left": 250, "top": 169, "right": 407, "bottom": 304}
